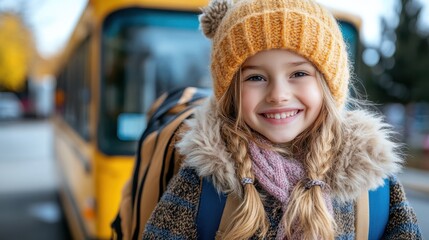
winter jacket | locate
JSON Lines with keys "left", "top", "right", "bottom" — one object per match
{"left": 142, "top": 99, "right": 422, "bottom": 239}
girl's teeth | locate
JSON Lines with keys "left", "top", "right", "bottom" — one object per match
{"left": 265, "top": 111, "right": 298, "bottom": 119}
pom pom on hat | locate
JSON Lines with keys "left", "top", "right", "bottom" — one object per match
{"left": 199, "top": 0, "right": 232, "bottom": 39}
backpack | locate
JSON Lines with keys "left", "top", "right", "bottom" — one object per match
{"left": 111, "top": 87, "right": 212, "bottom": 240}
{"left": 111, "top": 86, "right": 390, "bottom": 240}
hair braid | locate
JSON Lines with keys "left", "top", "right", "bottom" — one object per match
{"left": 221, "top": 132, "right": 268, "bottom": 239}
{"left": 284, "top": 74, "right": 343, "bottom": 240}
{"left": 217, "top": 74, "right": 269, "bottom": 239}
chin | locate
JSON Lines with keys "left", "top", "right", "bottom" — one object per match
{"left": 265, "top": 135, "right": 295, "bottom": 144}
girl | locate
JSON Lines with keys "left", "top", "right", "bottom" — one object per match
{"left": 142, "top": 0, "right": 422, "bottom": 239}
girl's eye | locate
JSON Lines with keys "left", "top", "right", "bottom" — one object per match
{"left": 291, "top": 71, "right": 308, "bottom": 78}
{"left": 245, "top": 75, "right": 266, "bottom": 82}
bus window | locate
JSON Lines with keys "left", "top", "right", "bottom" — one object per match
{"left": 57, "top": 38, "right": 91, "bottom": 140}
{"left": 100, "top": 9, "right": 211, "bottom": 155}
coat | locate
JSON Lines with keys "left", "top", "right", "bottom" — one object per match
{"left": 142, "top": 99, "right": 422, "bottom": 239}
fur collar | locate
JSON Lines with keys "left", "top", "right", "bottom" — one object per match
{"left": 176, "top": 98, "right": 403, "bottom": 202}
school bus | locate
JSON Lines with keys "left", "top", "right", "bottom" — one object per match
{"left": 51, "top": 0, "right": 361, "bottom": 239}
{"left": 53, "top": 0, "right": 211, "bottom": 239}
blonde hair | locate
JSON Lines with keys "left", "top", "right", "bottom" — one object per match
{"left": 217, "top": 71, "right": 345, "bottom": 239}
{"left": 283, "top": 72, "right": 344, "bottom": 239}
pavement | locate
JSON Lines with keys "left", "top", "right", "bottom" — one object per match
{"left": 0, "top": 119, "right": 70, "bottom": 240}
{"left": 0, "top": 191, "right": 71, "bottom": 240}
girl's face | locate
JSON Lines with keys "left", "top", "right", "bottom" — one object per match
{"left": 240, "top": 49, "right": 323, "bottom": 144}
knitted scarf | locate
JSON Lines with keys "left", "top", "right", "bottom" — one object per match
{"left": 249, "top": 141, "right": 305, "bottom": 204}
{"left": 249, "top": 140, "right": 333, "bottom": 240}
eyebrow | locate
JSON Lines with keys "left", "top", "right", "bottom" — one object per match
{"left": 241, "top": 65, "right": 262, "bottom": 71}
{"left": 241, "top": 61, "right": 313, "bottom": 71}
{"left": 289, "top": 61, "right": 313, "bottom": 67}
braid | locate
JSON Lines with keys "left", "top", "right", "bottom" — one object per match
{"left": 217, "top": 74, "right": 269, "bottom": 239}
{"left": 220, "top": 133, "right": 268, "bottom": 239}
{"left": 284, "top": 74, "right": 343, "bottom": 240}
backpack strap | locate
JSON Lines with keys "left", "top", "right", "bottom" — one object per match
{"left": 216, "top": 192, "right": 240, "bottom": 239}
{"left": 355, "top": 178, "right": 390, "bottom": 240}
{"left": 132, "top": 107, "right": 196, "bottom": 240}
{"left": 355, "top": 190, "right": 369, "bottom": 240}
{"left": 368, "top": 178, "right": 390, "bottom": 239}
{"left": 131, "top": 87, "right": 210, "bottom": 205}
{"left": 197, "top": 177, "right": 227, "bottom": 240}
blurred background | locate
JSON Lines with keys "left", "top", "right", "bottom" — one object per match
{"left": 0, "top": 0, "right": 428, "bottom": 239}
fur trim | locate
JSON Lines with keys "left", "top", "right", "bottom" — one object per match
{"left": 199, "top": 0, "right": 232, "bottom": 39}
{"left": 176, "top": 98, "right": 242, "bottom": 194}
{"left": 177, "top": 98, "right": 404, "bottom": 201}
{"left": 327, "top": 110, "right": 403, "bottom": 202}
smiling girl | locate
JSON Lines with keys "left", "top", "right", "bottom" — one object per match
{"left": 142, "top": 0, "right": 422, "bottom": 239}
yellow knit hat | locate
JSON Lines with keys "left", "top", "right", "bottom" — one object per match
{"left": 200, "top": 0, "right": 350, "bottom": 107}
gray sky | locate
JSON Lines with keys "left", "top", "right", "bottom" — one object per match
{"left": 1, "top": 0, "right": 428, "bottom": 58}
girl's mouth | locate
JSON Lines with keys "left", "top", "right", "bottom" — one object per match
{"left": 262, "top": 110, "right": 300, "bottom": 119}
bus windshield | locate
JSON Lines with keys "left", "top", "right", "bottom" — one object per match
{"left": 99, "top": 9, "right": 211, "bottom": 155}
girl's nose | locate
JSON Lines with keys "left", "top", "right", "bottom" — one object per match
{"left": 265, "top": 80, "right": 291, "bottom": 104}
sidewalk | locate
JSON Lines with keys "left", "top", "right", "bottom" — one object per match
{"left": 399, "top": 167, "right": 429, "bottom": 195}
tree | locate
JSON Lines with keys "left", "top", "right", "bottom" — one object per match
{"left": 0, "top": 12, "right": 35, "bottom": 91}
{"left": 372, "top": 0, "right": 429, "bottom": 103}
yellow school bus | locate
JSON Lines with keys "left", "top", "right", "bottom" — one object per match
{"left": 51, "top": 0, "right": 361, "bottom": 239}
{"left": 53, "top": 0, "right": 211, "bottom": 239}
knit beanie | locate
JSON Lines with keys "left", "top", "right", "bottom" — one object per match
{"left": 199, "top": 0, "right": 350, "bottom": 108}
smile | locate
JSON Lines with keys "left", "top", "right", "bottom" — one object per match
{"left": 263, "top": 110, "right": 299, "bottom": 119}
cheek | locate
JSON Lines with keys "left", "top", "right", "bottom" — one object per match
{"left": 297, "top": 83, "right": 323, "bottom": 124}
{"left": 241, "top": 87, "right": 258, "bottom": 111}
{"left": 312, "top": 89, "right": 323, "bottom": 110}
{"left": 304, "top": 83, "right": 323, "bottom": 108}
{"left": 308, "top": 87, "right": 323, "bottom": 120}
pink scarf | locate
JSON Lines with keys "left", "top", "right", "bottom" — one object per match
{"left": 248, "top": 140, "right": 333, "bottom": 240}
{"left": 249, "top": 141, "right": 305, "bottom": 205}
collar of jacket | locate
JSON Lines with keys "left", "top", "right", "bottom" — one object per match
{"left": 176, "top": 98, "right": 403, "bottom": 203}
